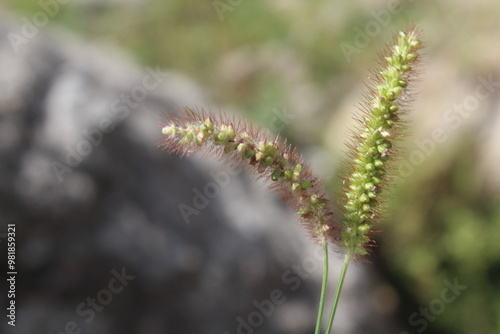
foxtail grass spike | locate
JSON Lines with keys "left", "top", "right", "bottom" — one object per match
{"left": 340, "top": 27, "right": 422, "bottom": 258}
{"left": 159, "top": 26, "right": 423, "bottom": 334}
{"left": 160, "top": 108, "right": 339, "bottom": 244}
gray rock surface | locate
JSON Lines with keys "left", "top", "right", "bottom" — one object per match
{"left": 0, "top": 13, "right": 323, "bottom": 334}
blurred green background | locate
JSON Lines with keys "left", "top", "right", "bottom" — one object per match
{"left": 4, "top": 0, "right": 500, "bottom": 333}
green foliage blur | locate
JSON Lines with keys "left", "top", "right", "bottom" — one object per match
{"left": 5, "top": 0, "right": 500, "bottom": 333}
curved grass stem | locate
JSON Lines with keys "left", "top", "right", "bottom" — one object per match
{"left": 325, "top": 252, "right": 352, "bottom": 334}
{"left": 314, "top": 242, "right": 329, "bottom": 334}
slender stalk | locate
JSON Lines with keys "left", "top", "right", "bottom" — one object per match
{"left": 325, "top": 252, "right": 352, "bottom": 334}
{"left": 314, "top": 242, "right": 329, "bottom": 334}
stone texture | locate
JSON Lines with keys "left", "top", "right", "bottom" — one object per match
{"left": 0, "top": 13, "right": 319, "bottom": 334}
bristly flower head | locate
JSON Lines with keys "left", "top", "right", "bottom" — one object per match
{"left": 159, "top": 27, "right": 422, "bottom": 257}
{"left": 160, "top": 108, "right": 339, "bottom": 244}
{"left": 340, "top": 27, "right": 422, "bottom": 257}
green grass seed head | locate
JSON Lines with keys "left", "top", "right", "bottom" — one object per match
{"left": 340, "top": 27, "right": 423, "bottom": 258}
{"left": 160, "top": 27, "right": 422, "bottom": 257}
{"left": 159, "top": 108, "right": 340, "bottom": 244}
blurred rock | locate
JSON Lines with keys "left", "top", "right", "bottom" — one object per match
{"left": 0, "top": 13, "right": 318, "bottom": 334}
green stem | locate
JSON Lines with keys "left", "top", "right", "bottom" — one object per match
{"left": 314, "top": 242, "right": 329, "bottom": 334}
{"left": 325, "top": 252, "right": 352, "bottom": 334}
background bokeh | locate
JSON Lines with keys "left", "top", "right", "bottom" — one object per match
{"left": 1, "top": 0, "right": 500, "bottom": 333}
